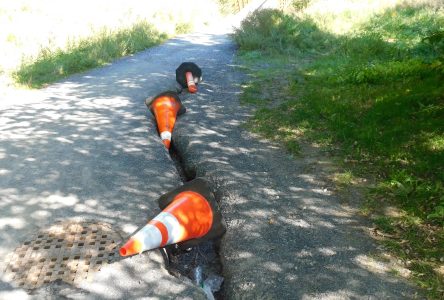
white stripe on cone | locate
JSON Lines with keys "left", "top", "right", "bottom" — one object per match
{"left": 132, "top": 224, "right": 162, "bottom": 252}
{"left": 160, "top": 131, "right": 172, "bottom": 142}
{"left": 129, "top": 212, "right": 184, "bottom": 253}
{"left": 152, "top": 212, "right": 183, "bottom": 244}
{"left": 187, "top": 78, "right": 195, "bottom": 86}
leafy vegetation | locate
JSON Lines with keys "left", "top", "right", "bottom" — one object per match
{"left": 235, "top": 1, "right": 443, "bottom": 297}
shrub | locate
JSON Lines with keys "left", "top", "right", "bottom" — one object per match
{"left": 234, "top": 9, "right": 332, "bottom": 54}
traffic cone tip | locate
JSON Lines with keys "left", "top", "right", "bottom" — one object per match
{"left": 186, "top": 71, "right": 198, "bottom": 93}
{"left": 119, "top": 238, "right": 142, "bottom": 257}
{"left": 160, "top": 130, "right": 172, "bottom": 148}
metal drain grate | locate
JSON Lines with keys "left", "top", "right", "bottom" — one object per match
{"left": 3, "top": 221, "right": 121, "bottom": 290}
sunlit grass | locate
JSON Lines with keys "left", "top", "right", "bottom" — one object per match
{"left": 12, "top": 22, "right": 167, "bottom": 88}
{"left": 236, "top": 0, "right": 443, "bottom": 297}
{"left": 301, "top": 0, "right": 402, "bottom": 34}
{"left": 0, "top": 0, "right": 222, "bottom": 88}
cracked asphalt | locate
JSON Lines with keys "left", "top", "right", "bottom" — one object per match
{"left": 172, "top": 33, "right": 420, "bottom": 299}
{"left": 0, "top": 35, "right": 209, "bottom": 299}
{"left": 0, "top": 22, "right": 420, "bottom": 300}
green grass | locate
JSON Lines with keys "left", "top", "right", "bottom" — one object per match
{"left": 12, "top": 21, "right": 169, "bottom": 88}
{"left": 235, "top": 2, "right": 443, "bottom": 298}
{"left": 1, "top": 0, "right": 223, "bottom": 89}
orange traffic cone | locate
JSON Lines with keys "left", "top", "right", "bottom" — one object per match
{"left": 176, "top": 62, "right": 202, "bottom": 93}
{"left": 119, "top": 178, "right": 226, "bottom": 257}
{"left": 145, "top": 91, "right": 186, "bottom": 149}
{"left": 185, "top": 71, "right": 197, "bottom": 93}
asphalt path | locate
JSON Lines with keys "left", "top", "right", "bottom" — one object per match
{"left": 0, "top": 27, "right": 419, "bottom": 299}
{"left": 0, "top": 35, "right": 210, "bottom": 299}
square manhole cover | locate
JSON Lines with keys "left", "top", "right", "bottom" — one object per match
{"left": 3, "top": 221, "right": 121, "bottom": 290}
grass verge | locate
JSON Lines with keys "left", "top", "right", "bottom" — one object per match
{"left": 235, "top": 1, "right": 443, "bottom": 298}
{"left": 1, "top": 0, "right": 225, "bottom": 90}
{"left": 12, "top": 21, "right": 169, "bottom": 88}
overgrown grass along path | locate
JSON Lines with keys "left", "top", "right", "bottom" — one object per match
{"left": 12, "top": 22, "right": 173, "bottom": 88}
{"left": 235, "top": 1, "right": 443, "bottom": 298}
{"left": 1, "top": 0, "right": 223, "bottom": 89}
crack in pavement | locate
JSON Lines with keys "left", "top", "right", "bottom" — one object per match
{"left": 171, "top": 32, "right": 421, "bottom": 299}
{"left": 0, "top": 34, "right": 213, "bottom": 299}
{"left": 0, "top": 27, "right": 421, "bottom": 299}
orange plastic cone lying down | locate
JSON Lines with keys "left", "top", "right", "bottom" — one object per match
{"left": 185, "top": 71, "right": 197, "bottom": 93}
{"left": 145, "top": 91, "right": 186, "bottom": 149}
{"left": 120, "top": 178, "right": 226, "bottom": 256}
{"left": 176, "top": 62, "right": 202, "bottom": 93}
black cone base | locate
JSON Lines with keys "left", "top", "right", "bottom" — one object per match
{"left": 175, "top": 62, "right": 202, "bottom": 89}
{"left": 145, "top": 90, "right": 186, "bottom": 116}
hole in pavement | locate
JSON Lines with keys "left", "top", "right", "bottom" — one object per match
{"left": 167, "top": 144, "right": 225, "bottom": 299}
{"left": 169, "top": 144, "right": 194, "bottom": 183}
